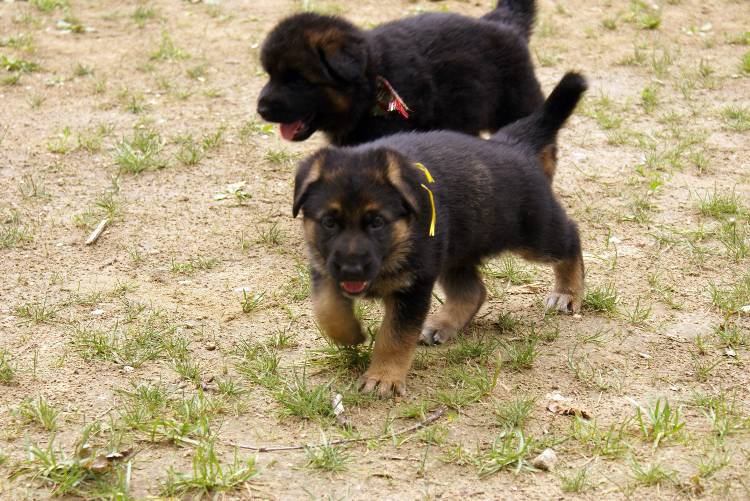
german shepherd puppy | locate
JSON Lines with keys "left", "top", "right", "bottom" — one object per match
{"left": 257, "top": 1, "right": 541, "bottom": 145}
{"left": 292, "top": 72, "right": 587, "bottom": 396}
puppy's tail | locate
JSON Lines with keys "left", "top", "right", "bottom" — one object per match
{"left": 492, "top": 72, "right": 587, "bottom": 180}
{"left": 482, "top": 0, "right": 536, "bottom": 40}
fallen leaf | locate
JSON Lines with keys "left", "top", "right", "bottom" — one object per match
{"left": 87, "top": 455, "right": 110, "bottom": 473}
{"left": 85, "top": 448, "right": 133, "bottom": 473}
{"left": 547, "top": 402, "right": 592, "bottom": 420}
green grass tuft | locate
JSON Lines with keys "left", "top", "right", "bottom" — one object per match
{"left": 162, "top": 440, "right": 257, "bottom": 497}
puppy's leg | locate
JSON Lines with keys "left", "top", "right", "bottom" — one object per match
{"left": 360, "top": 282, "right": 432, "bottom": 397}
{"left": 545, "top": 249, "right": 585, "bottom": 313}
{"left": 519, "top": 220, "right": 585, "bottom": 314}
{"left": 311, "top": 271, "right": 364, "bottom": 346}
{"left": 420, "top": 265, "right": 486, "bottom": 345}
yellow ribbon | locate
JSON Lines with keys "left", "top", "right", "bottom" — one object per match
{"left": 414, "top": 162, "right": 436, "bottom": 237}
{"left": 413, "top": 162, "right": 434, "bottom": 183}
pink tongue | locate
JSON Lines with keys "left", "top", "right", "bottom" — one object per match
{"left": 280, "top": 120, "right": 304, "bottom": 140}
{"left": 341, "top": 281, "right": 367, "bottom": 294}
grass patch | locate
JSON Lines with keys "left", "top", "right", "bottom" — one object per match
{"left": 274, "top": 374, "right": 333, "bottom": 421}
{"left": 1, "top": 54, "right": 40, "bottom": 73}
{"left": 71, "top": 313, "right": 177, "bottom": 367}
{"left": 14, "top": 297, "right": 57, "bottom": 324}
{"left": 571, "top": 417, "right": 631, "bottom": 458}
{"left": 560, "top": 467, "right": 590, "bottom": 493}
{"left": 629, "top": 457, "right": 675, "bottom": 486}
{"left": 582, "top": 284, "right": 618, "bottom": 313}
{"left": 1, "top": 210, "right": 32, "bottom": 249}
{"left": 240, "top": 290, "right": 266, "bottom": 314}
{"left": 162, "top": 439, "right": 257, "bottom": 497}
{"left": 134, "top": 5, "right": 156, "bottom": 28}
{"left": 708, "top": 271, "right": 750, "bottom": 314}
{"left": 14, "top": 435, "right": 132, "bottom": 498}
{"left": 474, "top": 430, "right": 534, "bottom": 477}
{"left": 305, "top": 437, "right": 351, "bottom": 472}
{"left": 434, "top": 364, "right": 498, "bottom": 409}
{"left": 0, "top": 350, "right": 16, "bottom": 384}
{"left": 493, "top": 395, "right": 536, "bottom": 430}
{"left": 635, "top": 398, "right": 685, "bottom": 448}
{"left": 720, "top": 106, "right": 750, "bottom": 132}
{"left": 175, "top": 135, "right": 204, "bottom": 166}
{"left": 697, "top": 187, "right": 745, "bottom": 218}
{"left": 741, "top": 51, "right": 750, "bottom": 74}
{"left": 236, "top": 344, "right": 280, "bottom": 388}
{"left": 29, "top": 0, "right": 67, "bottom": 12}
{"left": 150, "top": 31, "right": 189, "bottom": 61}
{"left": 112, "top": 128, "right": 166, "bottom": 174}
{"left": 17, "top": 396, "right": 60, "bottom": 431}
{"left": 500, "top": 337, "right": 537, "bottom": 371}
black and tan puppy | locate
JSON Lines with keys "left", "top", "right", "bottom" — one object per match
{"left": 258, "top": 1, "right": 542, "bottom": 145}
{"left": 292, "top": 72, "right": 587, "bottom": 396}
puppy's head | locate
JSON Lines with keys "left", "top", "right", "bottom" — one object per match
{"left": 258, "top": 13, "right": 370, "bottom": 142}
{"left": 293, "top": 148, "right": 420, "bottom": 297}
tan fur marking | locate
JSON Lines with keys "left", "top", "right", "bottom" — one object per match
{"left": 295, "top": 156, "right": 324, "bottom": 214}
{"left": 312, "top": 275, "right": 364, "bottom": 346}
{"left": 360, "top": 297, "right": 419, "bottom": 396}
{"left": 306, "top": 28, "right": 342, "bottom": 50}
{"left": 324, "top": 87, "right": 352, "bottom": 112}
{"left": 303, "top": 219, "right": 326, "bottom": 272}
{"left": 380, "top": 219, "right": 413, "bottom": 275}
{"left": 370, "top": 271, "right": 415, "bottom": 296}
{"left": 540, "top": 145, "right": 557, "bottom": 182}
{"left": 363, "top": 201, "right": 382, "bottom": 213}
{"left": 384, "top": 153, "right": 419, "bottom": 211}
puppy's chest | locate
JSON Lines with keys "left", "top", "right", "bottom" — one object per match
{"left": 368, "top": 270, "right": 416, "bottom": 297}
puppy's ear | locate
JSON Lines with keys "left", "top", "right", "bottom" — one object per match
{"left": 379, "top": 149, "right": 420, "bottom": 216}
{"left": 316, "top": 34, "right": 368, "bottom": 83}
{"left": 293, "top": 152, "right": 325, "bottom": 218}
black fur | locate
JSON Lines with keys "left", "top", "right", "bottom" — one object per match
{"left": 482, "top": 0, "right": 537, "bottom": 39}
{"left": 294, "top": 72, "right": 587, "bottom": 393}
{"left": 258, "top": 2, "right": 542, "bottom": 146}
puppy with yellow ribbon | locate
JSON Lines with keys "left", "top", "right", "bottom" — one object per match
{"left": 292, "top": 73, "right": 588, "bottom": 397}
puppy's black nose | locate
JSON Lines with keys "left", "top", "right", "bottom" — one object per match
{"left": 339, "top": 263, "right": 364, "bottom": 277}
{"left": 257, "top": 98, "right": 271, "bottom": 119}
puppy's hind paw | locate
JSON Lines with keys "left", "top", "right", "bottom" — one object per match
{"left": 419, "top": 325, "right": 456, "bottom": 346}
{"left": 545, "top": 292, "right": 581, "bottom": 314}
{"left": 358, "top": 371, "right": 406, "bottom": 398}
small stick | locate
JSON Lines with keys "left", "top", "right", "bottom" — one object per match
{"left": 85, "top": 219, "right": 109, "bottom": 245}
{"left": 228, "top": 406, "right": 446, "bottom": 453}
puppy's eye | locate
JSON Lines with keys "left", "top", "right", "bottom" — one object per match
{"left": 368, "top": 215, "right": 385, "bottom": 230}
{"left": 320, "top": 216, "right": 338, "bottom": 230}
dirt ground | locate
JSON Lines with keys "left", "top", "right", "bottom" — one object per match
{"left": 1, "top": 0, "right": 749, "bottom": 499}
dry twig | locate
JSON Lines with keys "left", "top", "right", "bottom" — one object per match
{"left": 228, "top": 406, "right": 447, "bottom": 453}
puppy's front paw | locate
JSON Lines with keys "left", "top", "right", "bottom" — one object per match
{"left": 359, "top": 366, "right": 407, "bottom": 397}
{"left": 419, "top": 319, "right": 458, "bottom": 346}
{"left": 545, "top": 292, "right": 581, "bottom": 314}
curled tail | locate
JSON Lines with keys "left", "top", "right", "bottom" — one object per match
{"left": 492, "top": 72, "right": 587, "bottom": 180}
{"left": 482, "top": 0, "right": 536, "bottom": 40}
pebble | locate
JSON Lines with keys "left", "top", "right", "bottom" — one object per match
{"left": 531, "top": 448, "right": 558, "bottom": 471}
